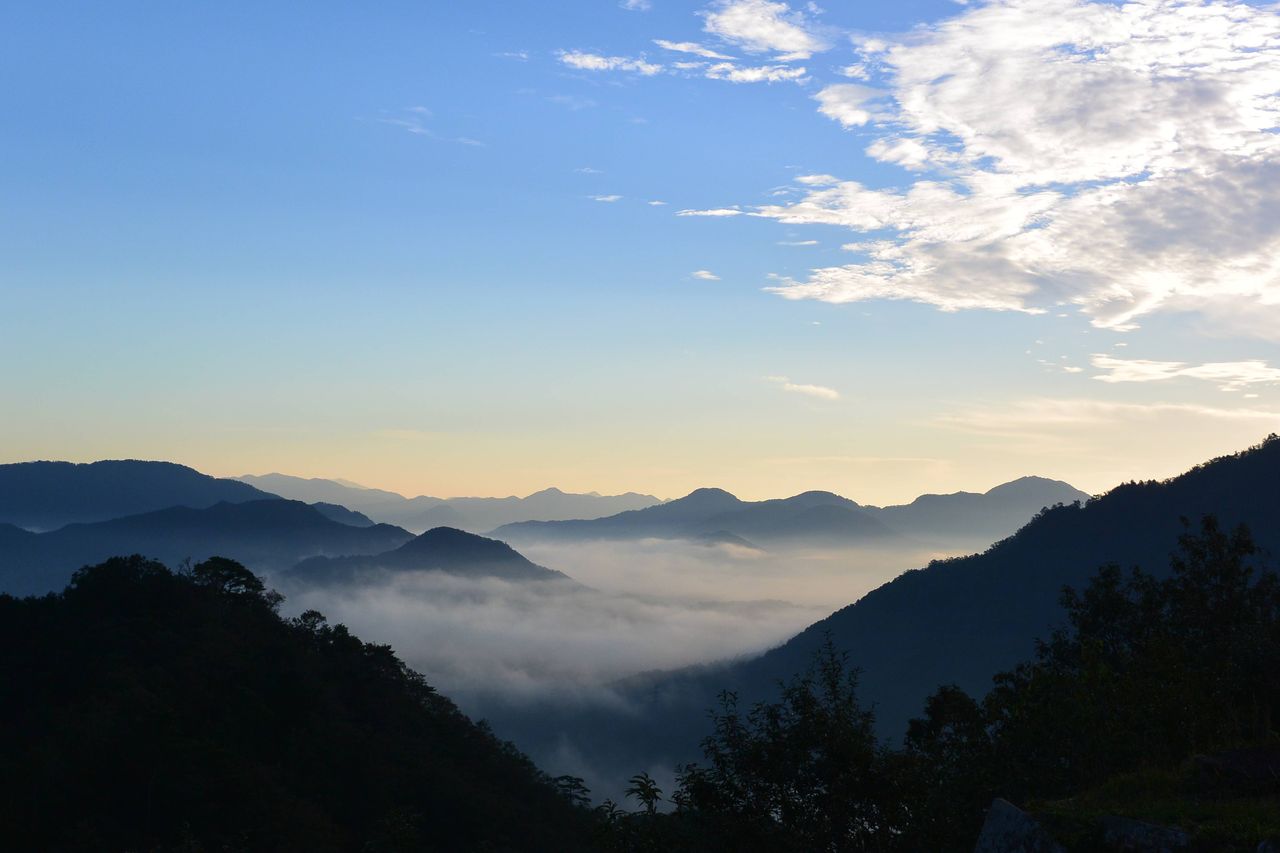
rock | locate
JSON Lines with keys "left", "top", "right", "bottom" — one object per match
{"left": 1099, "top": 815, "right": 1189, "bottom": 851}
{"left": 973, "top": 798, "right": 1066, "bottom": 853}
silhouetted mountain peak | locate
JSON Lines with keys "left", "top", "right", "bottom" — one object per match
{"left": 984, "top": 475, "right": 1088, "bottom": 502}
{"left": 672, "top": 488, "right": 742, "bottom": 509}
{"left": 395, "top": 526, "right": 526, "bottom": 560}
{"left": 779, "top": 490, "right": 859, "bottom": 509}
{"left": 527, "top": 487, "right": 566, "bottom": 498}
{"left": 288, "top": 527, "right": 570, "bottom": 584}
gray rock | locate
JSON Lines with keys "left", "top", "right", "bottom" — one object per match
{"left": 1099, "top": 815, "right": 1189, "bottom": 851}
{"left": 973, "top": 798, "right": 1066, "bottom": 853}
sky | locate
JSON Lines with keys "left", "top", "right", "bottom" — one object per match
{"left": 2, "top": 0, "right": 1279, "bottom": 503}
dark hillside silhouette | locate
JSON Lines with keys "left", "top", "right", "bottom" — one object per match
{"left": 0, "top": 500, "right": 412, "bottom": 596}
{"left": 0, "top": 459, "right": 277, "bottom": 530}
{"left": 0, "top": 556, "right": 593, "bottom": 851}
{"left": 288, "top": 526, "right": 572, "bottom": 585}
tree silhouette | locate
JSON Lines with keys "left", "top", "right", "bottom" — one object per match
{"left": 626, "top": 772, "right": 663, "bottom": 815}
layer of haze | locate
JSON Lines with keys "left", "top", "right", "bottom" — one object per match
{"left": 273, "top": 538, "right": 954, "bottom": 708}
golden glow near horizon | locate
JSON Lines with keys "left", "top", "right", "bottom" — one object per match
{"left": 8, "top": 402, "right": 1275, "bottom": 505}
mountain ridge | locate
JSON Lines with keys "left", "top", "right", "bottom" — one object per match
{"left": 0, "top": 499, "right": 413, "bottom": 596}
{"left": 288, "top": 526, "right": 571, "bottom": 585}
{"left": 0, "top": 460, "right": 279, "bottom": 531}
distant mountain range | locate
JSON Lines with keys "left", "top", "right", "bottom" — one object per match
{"left": 495, "top": 477, "right": 1089, "bottom": 550}
{"left": 236, "top": 473, "right": 663, "bottom": 534}
{"left": 0, "top": 460, "right": 277, "bottom": 531}
{"left": 287, "top": 527, "right": 571, "bottom": 585}
{"left": 0, "top": 500, "right": 413, "bottom": 596}
{"left": 493, "top": 436, "right": 1280, "bottom": 785}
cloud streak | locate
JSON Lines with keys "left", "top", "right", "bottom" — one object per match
{"left": 1091, "top": 355, "right": 1280, "bottom": 391}
{"left": 767, "top": 375, "right": 840, "bottom": 400}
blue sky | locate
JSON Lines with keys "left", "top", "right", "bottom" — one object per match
{"left": 3, "top": 0, "right": 1279, "bottom": 501}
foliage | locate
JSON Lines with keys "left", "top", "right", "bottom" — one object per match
{"left": 602, "top": 515, "right": 1280, "bottom": 852}
{"left": 0, "top": 555, "right": 593, "bottom": 851}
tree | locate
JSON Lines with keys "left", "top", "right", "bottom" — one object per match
{"left": 674, "top": 635, "right": 903, "bottom": 852}
{"left": 625, "top": 772, "right": 663, "bottom": 815}
{"left": 190, "top": 555, "right": 281, "bottom": 608}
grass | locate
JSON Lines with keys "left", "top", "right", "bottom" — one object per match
{"left": 1032, "top": 760, "right": 1280, "bottom": 852}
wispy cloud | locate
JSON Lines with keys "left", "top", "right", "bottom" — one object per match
{"left": 766, "top": 375, "right": 840, "bottom": 400}
{"left": 704, "top": 62, "right": 807, "bottom": 83}
{"left": 692, "top": 269, "right": 721, "bottom": 280}
{"left": 621, "top": 0, "right": 652, "bottom": 10}
{"left": 653, "top": 39, "right": 733, "bottom": 60}
{"left": 374, "top": 108, "right": 484, "bottom": 147}
{"left": 558, "top": 50, "right": 662, "bottom": 76}
{"left": 1091, "top": 355, "right": 1280, "bottom": 391}
{"left": 590, "top": 194, "right": 623, "bottom": 203}
{"left": 677, "top": 207, "right": 743, "bottom": 217}
{"left": 575, "top": 166, "right": 603, "bottom": 175}
{"left": 546, "top": 94, "right": 598, "bottom": 111}
{"left": 647, "top": 200, "right": 668, "bottom": 206}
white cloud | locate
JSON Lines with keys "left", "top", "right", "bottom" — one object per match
{"left": 1091, "top": 355, "right": 1280, "bottom": 391}
{"left": 496, "top": 51, "right": 529, "bottom": 61}
{"left": 575, "top": 166, "right": 603, "bottom": 174}
{"left": 647, "top": 200, "right": 668, "bottom": 206}
{"left": 621, "top": 0, "right": 652, "bottom": 10}
{"left": 813, "top": 84, "right": 879, "bottom": 127}
{"left": 653, "top": 39, "right": 734, "bottom": 59}
{"left": 677, "top": 207, "right": 743, "bottom": 217}
{"left": 701, "top": 0, "right": 828, "bottom": 61}
{"left": 590, "top": 194, "right": 623, "bottom": 202}
{"left": 741, "top": 0, "right": 1280, "bottom": 336}
{"left": 704, "top": 62, "right": 808, "bottom": 83}
{"left": 779, "top": 240, "right": 819, "bottom": 246}
{"left": 692, "top": 269, "right": 721, "bottom": 280}
{"left": 558, "top": 50, "right": 663, "bottom": 76}
{"left": 766, "top": 375, "right": 840, "bottom": 400}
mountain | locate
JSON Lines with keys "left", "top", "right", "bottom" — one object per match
{"left": 491, "top": 436, "right": 1280, "bottom": 789}
{"left": 0, "top": 555, "right": 592, "bottom": 851}
{"left": 497, "top": 478, "right": 1087, "bottom": 551}
{"left": 861, "top": 476, "right": 1091, "bottom": 548}
{"left": 498, "top": 487, "right": 896, "bottom": 546}
{"left": 308, "top": 501, "right": 376, "bottom": 527}
{"left": 236, "top": 473, "right": 662, "bottom": 533}
{"left": 0, "top": 460, "right": 278, "bottom": 531}
{"left": 287, "top": 527, "right": 571, "bottom": 585}
{"left": 0, "top": 499, "right": 413, "bottom": 596}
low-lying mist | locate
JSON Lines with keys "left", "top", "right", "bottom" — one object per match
{"left": 273, "top": 537, "right": 973, "bottom": 801}
{"left": 280, "top": 569, "right": 822, "bottom": 707}
{"left": 276, "top": 537, "right": 962, "bottom": 707}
